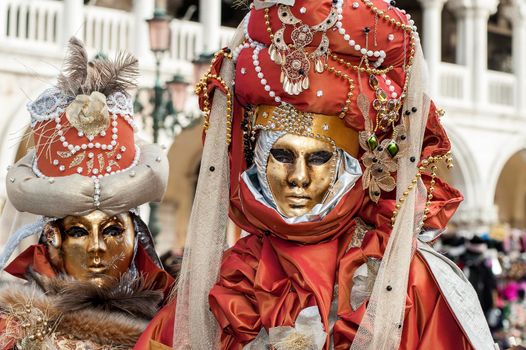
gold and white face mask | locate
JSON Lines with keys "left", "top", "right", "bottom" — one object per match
{"left": 266, "top": 133, "right": 337, "bottom": 217}
{"left": 241, "top": 104, "right": 363, "bottom": 222}
{"left": 45, "top": 210, "right": 135, "bottom": 288}
{"left": 243, "top": 132, "right": 362, "bottom": 222}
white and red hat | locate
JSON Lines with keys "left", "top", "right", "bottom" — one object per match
{"left": 6, "top": 38, "right": 168, "bottom": 218}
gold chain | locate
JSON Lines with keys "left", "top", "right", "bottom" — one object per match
{"left": 323, "top": 63, "right": 355, "bottom": 119}
{"left": 391, "top": 152, "right": 454, "bottom": 228}
{"left": 361, "top": 0, "right": 414, "bottom": 33}
{"left": 194, "top": 49, "right": 234, "bottom": 144}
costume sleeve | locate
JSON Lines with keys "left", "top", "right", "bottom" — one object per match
{"left": 400, "top": 252, "right": 474, "bottom": 350}
{"left": 334, "top": 231, "right": 474, "bottom": 350}
{"left": 132, "top": 301, "right": 176, "bottom": 350}
{"left": 209, "top": 235, "right": 263, "bottom": 350}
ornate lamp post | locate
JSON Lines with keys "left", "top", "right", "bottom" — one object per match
{"left": 146, "top": 8, "right": 172, "bottom": 237}
{"left": 147, "top": 8, "right": 172, "bottom": 143}
{"left": 164, "top": 75, "right": 193, "bottom": 136}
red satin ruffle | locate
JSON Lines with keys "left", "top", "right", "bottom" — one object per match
{"left": 209, "top": 228, "right": 474, "bottom": 349}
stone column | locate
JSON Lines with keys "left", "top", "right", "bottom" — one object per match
{"left": 448, "top": 0, "right": 498, "bottom": 109}
{"left": 510, "top": 0, "right": 526, "bottom": 113}
{"left": 0, "top": 1, "right": 7, "bottom": 41}
{"left": 418, "top": 0, "right": 448, "bottom": 97}
{"left": 62, "top": 0, "right": 84, "bottom": 45}
{"left": 133, "top": 0, "right": 155, "bottom": 61}
{"left": 199, "top": 0, "right": 221, "bottom": 53}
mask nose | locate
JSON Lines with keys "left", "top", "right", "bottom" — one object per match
{"left": 288, "top": 157, "right": 310, "bottom": 188}
{"left": 87, "top": 230, "right": 107, "bottom": 254}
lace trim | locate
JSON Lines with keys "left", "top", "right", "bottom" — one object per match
{"left": 27, "top": 88, "right": 73, "bottom": 126}
{"left": 27, "top": 88, "right": 134, "bottom": 126}
{"left": 106, "top": 91, "right": 134, "bottom": 116}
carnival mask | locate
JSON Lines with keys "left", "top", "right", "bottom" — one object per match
{"left": 44, "top": 210, "right": 135, "bottom": 288}
{"left": 266, "top": 133, "right": 336, "bottom": 217}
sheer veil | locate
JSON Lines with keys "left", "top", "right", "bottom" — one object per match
{"left": 172, "top": 20, "right": 247, "bottom": 350}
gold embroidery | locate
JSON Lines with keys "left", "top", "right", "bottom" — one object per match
{"left": 68, "top": 152, "right": 86, "bottom": 168}
{"left": 57, "top": 151, "right": 73, "bottom": 158}
{"left": 97, "top": 154, "right": 105, "bottom": 170}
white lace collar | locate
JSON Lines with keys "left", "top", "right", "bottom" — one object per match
{"left": 27, "top": 87, "right": 134, "bottom": 126}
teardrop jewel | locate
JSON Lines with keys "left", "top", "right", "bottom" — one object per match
{"left": 302, "top": 76, "right": 310, "bottom": 90}
{"left": 315, "top": 59, "right": 324, "bottom": 73}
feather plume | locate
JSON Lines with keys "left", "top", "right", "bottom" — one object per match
{"left": 101, "top": 51, "right": 139, "bottom": 96}
{"left": 57, "top": 37, "right": 89, "bottom": 96}
{"left": 57, "top": 37, "right": 138, "bottom": 96}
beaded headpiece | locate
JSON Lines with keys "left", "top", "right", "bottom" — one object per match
{"left": 253, "top": 104, "right": 359, "bottom": 156}
{"left": 28, "top": 38, "right": 139, "bottom": 181}
{"left": 6, "top": 37, "right": 168, "bottom": 218}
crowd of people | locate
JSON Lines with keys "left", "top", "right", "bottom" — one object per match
{"left": 438, "top": 228, "right": 526, "bottom": 348}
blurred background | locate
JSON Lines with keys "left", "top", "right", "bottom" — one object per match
{"left": 0, "top": 0, "right": 525, "bottom": 347}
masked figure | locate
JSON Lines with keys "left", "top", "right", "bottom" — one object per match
{"left": 137, "top": 1, "right": 497, "bottom": 349}
{"left": 0, "top": 38, "right": 172, "bottom": 349}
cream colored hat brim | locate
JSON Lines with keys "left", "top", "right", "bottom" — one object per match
{"left": 6, "top": 143, "right": 168, "bottom": 218}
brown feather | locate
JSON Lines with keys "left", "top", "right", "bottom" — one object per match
{"left": 57, "top": 37, "right": 89, "bottom": 96}
{"left": 232, "top": 0, "right": 250, "bottom": 9}
{"left": 101, "top": 51, "right": 139, "bottom": 95}
{"left": 57, "top": 37, "right": 138, "bottom": 96}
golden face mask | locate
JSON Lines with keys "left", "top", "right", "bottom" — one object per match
{"left": 44, "top": 210, "right": 135, "bottom": 288}
{"left": 266, "top": 133, "right": 337, "bottom": 218}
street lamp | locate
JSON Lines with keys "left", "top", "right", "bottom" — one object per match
{"left": 146, "top": 8, "right": 172, "bottom": 237}
{"left": 166, "top": 74, "right": 190, "bottom": 113}
{"left": 147, "top": 7, "right": 172, "bottom": 144}
{"left": 165, "top": 74, "right": 191, "bottom": 135}
{"left": 147, "top": 8, "right": 172, "bottom": 57}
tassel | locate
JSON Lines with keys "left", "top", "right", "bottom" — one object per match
{"left": 302, "top": 76, "right": 309, "bottom": 90}
{"left": 283, "top": 77, "right": 290, "bottom": 94}
{"left": 273, "top": 332, "right": 315, "bottom": 350}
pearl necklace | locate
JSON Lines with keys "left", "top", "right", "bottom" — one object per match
{"left": 335, "top": 0, "right": 386, "bottom": 68}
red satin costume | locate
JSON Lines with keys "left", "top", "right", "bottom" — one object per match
{"left": 136, "top": 1, "right": 476, "bottom": 349}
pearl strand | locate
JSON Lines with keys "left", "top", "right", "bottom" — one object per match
{"left": 335, "top": 0, "right": 386, "bottom": 68}
{"left": 55, "top": 113, "right": 119, "bottom": 157}
{"left": 252, "top": 45, "right": 282, "bottom": 104}
{"left": 381, "top": 73, "right": 398, "bottom": 99}
{"left": 233, "top": 11, "right": 252, "bottom": 62}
